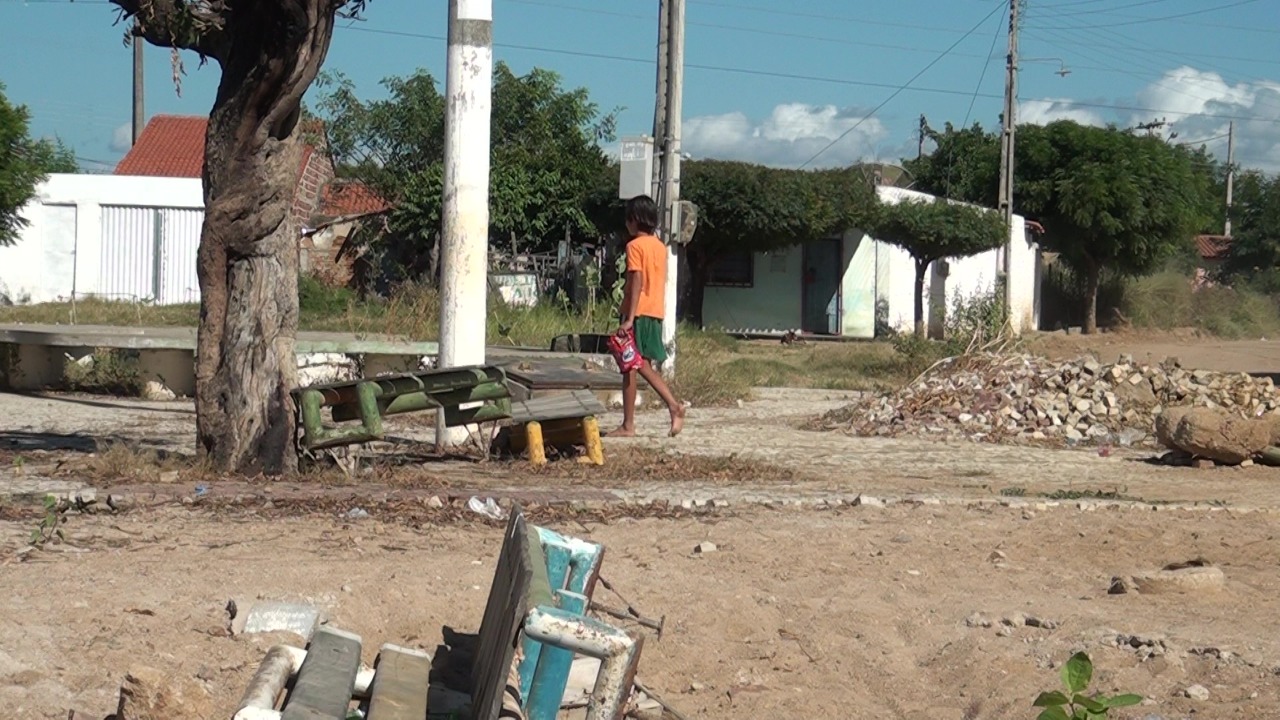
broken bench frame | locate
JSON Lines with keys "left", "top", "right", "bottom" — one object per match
{"left": 231, "top": 506, "right": 638, "bottom": 720}
{"left": 507, "top": 389, "right": 608, "bottom": 466}
{"left": 293, "top": 365, "right": 513, "bottom": 451}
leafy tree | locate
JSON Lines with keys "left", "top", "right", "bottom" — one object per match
{"left": 1015, "top": 121, "right": 1213, "bottom": 333}
{"left": 0, "top": 83, "right": 78, "bottom": 246}
{"left": 679, "top": 160, "right": 877, "bottom": 326}
{"left": 316, "top": 64, "right": 616, "bottom": 283}
{"left": 108, "top": 0, "right": 369, "bottom": 474}
{"left": 902, "top": 121, "right": 1000, "bottom": 206}
{"left": 872, "top": 197, "right": 1007, "bottom": 337}
{"left": 1223, "top": 171, "right": 1280, "bottom": 289}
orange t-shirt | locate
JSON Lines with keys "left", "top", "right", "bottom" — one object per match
{"left": 625, "top": 234, "right": 667, "bottom": 319}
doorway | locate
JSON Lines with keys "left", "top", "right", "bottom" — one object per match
{"left": 802, "top": 238, "right": 842, "bottom": 334}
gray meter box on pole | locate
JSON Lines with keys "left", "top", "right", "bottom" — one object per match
{"left": 618, "top": 136, "right": 654, "bottom": 200}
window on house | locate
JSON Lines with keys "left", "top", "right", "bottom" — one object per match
{"left": 706, "top": 251, "right": 754, "bottom": 287}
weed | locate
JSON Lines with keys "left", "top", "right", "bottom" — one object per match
{"left": 64, "top": 349, "right": 143, "bottom": 395}
{"left": 1000, "top": 486, "right": 1027, "bottom": 497}
{"left": 30, "top": 494, "right": 67, "bottom": 548}
{"left": 1033, "top": 651, "right": 1141, "bottom": 720}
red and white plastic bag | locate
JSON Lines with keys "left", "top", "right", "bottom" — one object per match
{"left": 607, "top": 329, "right": 644, "bottom": 374}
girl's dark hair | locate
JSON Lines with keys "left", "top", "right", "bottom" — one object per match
{"left": 625, "top": 195, "right": 660, "bottom": 234}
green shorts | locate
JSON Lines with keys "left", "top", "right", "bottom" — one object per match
{"left": 633, "top": 316, "right": 667, "bottom": 365}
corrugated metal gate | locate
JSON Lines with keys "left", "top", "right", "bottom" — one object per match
{"left": 98, "top": 206, "right": 202, "bottom": 305}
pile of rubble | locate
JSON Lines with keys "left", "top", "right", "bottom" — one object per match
{"left": 817, "top": 352, "right": 1280, "bottom": 449}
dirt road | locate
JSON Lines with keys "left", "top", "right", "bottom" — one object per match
{"left": 5, "top": 333, "right": 1280, "bottom": 719}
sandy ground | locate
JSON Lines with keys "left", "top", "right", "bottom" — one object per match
{"left": 4, "top": 334, "right": 1280, "bottom": 719}
{"left": 3, "top": 506, "right": 1279, "bottom": 720}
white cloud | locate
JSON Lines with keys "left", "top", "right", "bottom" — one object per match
{"left": 1131, "top": 67, "right": 1280, "bottom": 172}
{"left": 683, "top": 103, "right": 890, "bottom": 168}
{"left": 110, "top": 123, "right": 133, "bottom": 154}
{"left": 1018, "top": 98, "right": 1105, "bottom": 127}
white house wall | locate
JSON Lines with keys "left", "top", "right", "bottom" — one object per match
{"left": 840, "top": 229, "right": 876, "bottom": 338}
{"left": 0, "top": 174, "right": 204, "bottom": 305}
{"left": 868, "top": 185, "right": 1038, "bottom": 336}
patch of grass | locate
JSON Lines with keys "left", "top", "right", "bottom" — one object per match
{"left": 1119, "top": 270, "right": 1280, "bottom": 339}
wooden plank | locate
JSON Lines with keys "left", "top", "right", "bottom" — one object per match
{"left": 504, "top": 360, "right": 623, "bottom": 392}
{"left": 471, "top": 508, "right": 532, "bottom": 720}
{"left": 282, "top": 627, "right": 363, "bottom": 720}
{"left": 510, "top": 390, "right": 607, "bottom": 424}
{"left": 366, "top": 645, "right": 432, "bottom": 720}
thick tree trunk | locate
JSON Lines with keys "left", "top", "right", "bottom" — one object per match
{"left": 913, "top": 258, "right": 928, "bottom": 339}
{"left": 193, "top": 3, "right": 340, "bottom": 474}
{"left": 1083, "top": 261, "right": 1101, "bottom": 335}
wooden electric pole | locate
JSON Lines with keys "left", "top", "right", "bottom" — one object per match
{"left": 917, "top": 114, "right": 927, "bottom": 160}
{"left": 1225, "top": 120, "right": 1235, "bottom": 237}
{"left": 132, "top": 25, "right": 144, "bottom": 145}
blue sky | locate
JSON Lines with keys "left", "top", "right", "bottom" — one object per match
{"left": 2, "top": 0, "right": 1279, "bottom": 173}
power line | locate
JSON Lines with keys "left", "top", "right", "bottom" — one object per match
{"left": 961, "top": 2, "right": 1007, "bottom": 130}
{"left": 344, "top": 24, "right": 1280, "bottom": 127}
{"left": 1027, "top": 28, "right": 1238, "bottom": 112}
{"left": 1027, "top": 0, "right": 1260, "bottom": 30}
{"left": 1029, "top": 0, "right": 1178, "bottom": 19}
{"left": 797, "top": 0, "right": 1007, "bottom": 169}
{"left": 14, "top": 0, "right": 1280, "bottom": 132}
{"left": 500, "top": 0, "right": 997, "bottom": 61}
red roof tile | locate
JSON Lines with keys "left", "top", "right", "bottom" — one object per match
{"left": 320, "top": 181, "right": 390, "bottom": 218}
{"left": 1195, "top": 234, "right": 1231, "bottom": 261}
{"left": 115, "top": 115, "right": 331, "bottom": 179}
{"left": 114, "top": 115, "right": 208, "bottom": 178}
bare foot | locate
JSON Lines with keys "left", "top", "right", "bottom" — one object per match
{"left": 605, "top": 426, "right": 636, "bottom": 438}
{"left": 668, "top": 406, "right": 686, "bottom": 438}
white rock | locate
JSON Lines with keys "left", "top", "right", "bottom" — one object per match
{"left": 1184, "top": 684, "right": 1210, "bottom": 701}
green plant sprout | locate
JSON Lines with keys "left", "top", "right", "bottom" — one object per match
{"left": 30, "top": 494, "right": 66, "bottom": 548}
{"left": 1034, "top": 652, "right": 1142, "bottom": 720}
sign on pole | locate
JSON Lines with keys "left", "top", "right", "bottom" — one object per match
{"left": 618, "top": 136, "right": 654, "bottom": 199}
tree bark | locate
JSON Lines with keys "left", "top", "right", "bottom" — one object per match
{"left": 913, "top": 258, "right": 929, "bottom": 339}
{"left": 1083, "top": 260, "right": 1101, "bottom": 335}
{"left": 193, "top": 3, "right": 339, "bottom": 474}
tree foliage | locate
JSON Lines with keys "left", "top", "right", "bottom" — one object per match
{"left": 1016, "top": 121, "right": 1213, "bottom": 332}
{"left": 872, "top": 197, "right": 1007, "bottom": 337}
{"left": 316, "top": 63, "right": 616, "bottom": 282}
{"left": 678, "top": 160, "right": 878, "bottom": 324}
{"left": 1224, "top": 171, "right": 1280, "bottom": 288}
{"left": 902, "top": 121, "right": 1001, "bottom": 206}
{"left": 0, "top": 83, "right": 78, "bottom": 246}
{"left": 907, "top": 119, "right": 1215, "bottom": 333}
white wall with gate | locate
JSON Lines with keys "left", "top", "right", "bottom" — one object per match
{"left": 0, "top": 174, "right": 204, "bottom": 305}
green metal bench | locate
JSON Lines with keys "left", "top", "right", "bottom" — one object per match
{"left": 293, "top": 366, "right": 513, "bottom": 451}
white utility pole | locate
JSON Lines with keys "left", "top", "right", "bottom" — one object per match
{"left": 996, "top": 0, "right": 1019, "bottom": 317}
{"left": 437, "top": 0, "right": 493, "bottom": 448}
{"left": 657, "top": 0, "right": 684, "bottom": 375}
{"left": 1225, "top": 120, "right": 1236, "bottom": 236}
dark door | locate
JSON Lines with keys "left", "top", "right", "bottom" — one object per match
{"left": 802, "top": 238, "right": 842, "bottom": 334}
